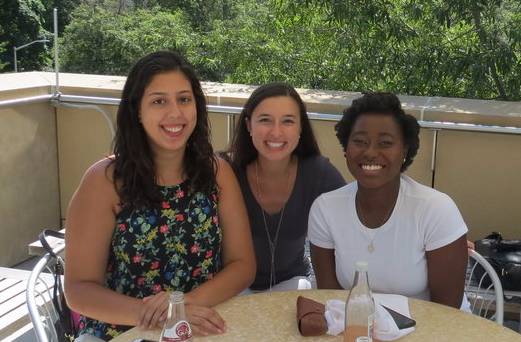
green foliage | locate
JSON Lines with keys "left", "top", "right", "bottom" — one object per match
{"left": 60, "top": 6, "right": 196, "bottom": 75}
{"left": 281, "top": 0, "right": 521, "bottom": 100}
{"left": 0, "top": 40, "right": 7, "bottom": 71}
{"left": 41, "top": 0, "right": 79, "bottom": 33}
{"left": 200, "top": 4, "right": 335, "bottom": 88}
{"left": 5, "top": 0, "right": 519, "bottom": 101}
{"left": 144, "top": 0, "right": 241, "bottom": 30}
{"left": 0, "top": 0, "right": 50, "bottom": 72}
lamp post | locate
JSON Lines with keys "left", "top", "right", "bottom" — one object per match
{"left": 13, "top": 39, "right": 50, "bottom": 72}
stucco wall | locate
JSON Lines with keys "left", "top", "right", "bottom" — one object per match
{"left": 1, "top": 72, "right": 521, "bottom": 267}
{"left": 0, "top": 89, "right": 60, "bottom": 266}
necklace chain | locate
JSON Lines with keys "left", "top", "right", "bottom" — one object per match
{"left": 355, "top": 194, "right": 395, "bottom": 253}
{"left": 255, "top": 160, "right": 292, "bottom": 291}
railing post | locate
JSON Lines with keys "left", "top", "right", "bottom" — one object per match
{"left": 13, "top": 47, "right": 17, "bottom": 72}
{"left": 227, "top": 113, "right": 236, "bottom": 145}
{"left": 54, "top": 8, "right": 59, "bottom": 95}
{"left": 430, "top": 129, "right": 439, "bottom": 188}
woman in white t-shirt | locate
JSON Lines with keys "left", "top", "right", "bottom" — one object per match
{"left": 308, "top": 92, "right": 468, "bottom": 308}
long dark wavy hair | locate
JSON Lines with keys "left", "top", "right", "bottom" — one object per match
{"left": 227, "top": 82, "right": 320, "bottom": 169}
{"left": 110, "top": 51, "right": 216, "bottom": 209}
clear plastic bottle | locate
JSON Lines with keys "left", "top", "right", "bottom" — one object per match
{"left": 159, "top": 291, "right": 193, "bottom": 342}
{"left": 344, "top": 261, "right": 375, "bottom": 342}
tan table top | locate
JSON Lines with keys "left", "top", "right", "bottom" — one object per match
{"left": 111, "top": 290, "right": 521, "bottom": 342}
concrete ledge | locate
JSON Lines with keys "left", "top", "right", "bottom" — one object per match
{"left": 1, "top": 72, "right": 520, "bottom": 127}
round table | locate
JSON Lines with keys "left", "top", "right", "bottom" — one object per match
{"left": 111, "top": 290, "right": 521, "bottom": 341}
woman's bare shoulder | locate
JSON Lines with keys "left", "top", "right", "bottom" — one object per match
{"left": 77, "top": 157, "right": 119, "bottom": 203}
{"left": 83, "top": 157, "right": 115, "bottom": 183}
{"left": 215, "top": 156, "right": 235, "bottom": 183}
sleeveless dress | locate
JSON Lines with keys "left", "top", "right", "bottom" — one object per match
{"left": 78, "top": 181, "right": 222, "bottom": 340}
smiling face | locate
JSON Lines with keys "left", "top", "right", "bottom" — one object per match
{"left": 139, "top": 70, "right": 197, "bottom": 157}
{"left": 246, "top": 96, "right": 302, "bottom": 162}
{"left": 345, "top": 113, "right": 407, "bottom": 189}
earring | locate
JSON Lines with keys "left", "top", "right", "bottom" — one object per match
{"left": 403, "top": 157, "right": 406, "bottom": 164}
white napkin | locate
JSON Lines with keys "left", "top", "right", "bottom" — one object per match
{"left": 324, "top": 293, "right": 415, "bottom": 341}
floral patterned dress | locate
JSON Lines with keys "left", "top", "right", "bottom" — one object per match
{"left": 78, "top": 181, "right": 221, "bottom": 340}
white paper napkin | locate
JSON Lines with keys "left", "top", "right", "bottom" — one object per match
{"left": 324, "top": 293, "right": 415, "bottom": 341}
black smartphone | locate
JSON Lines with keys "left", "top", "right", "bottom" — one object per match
{"left": 381, "top": 305, "right": 416, "bottom": 329}
{"left": 132, "top": 339, "right": 156, "bottom": 342}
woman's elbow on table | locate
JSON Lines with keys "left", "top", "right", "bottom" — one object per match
{"left": 243, "top": 256, "right": 257, "bottom": 288}
{"left": 225, "top": 248, "right": 256, "bottom": 291}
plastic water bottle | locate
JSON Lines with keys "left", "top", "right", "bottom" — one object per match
{"left": 344, "top": 261, "right": 375, "bottom": 342}
{"left": 159, "top": 291, "right": 193, "bottom": 342}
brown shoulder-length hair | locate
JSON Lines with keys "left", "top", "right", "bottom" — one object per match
{"left": 110, "top": 51, "right": 216, "bottom": 209}
{"left": 227, "top": 82, "right": 320, "bottom": 169}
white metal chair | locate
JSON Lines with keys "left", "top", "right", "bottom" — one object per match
{"left": 26, "top": 243, "right": 66, "bottom": 342}
{"left": 465, "top": 249, "right": 504, "bottom": 325}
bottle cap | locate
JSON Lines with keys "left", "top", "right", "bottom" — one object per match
{"left": 355, "top": 261, "right": 368, "bottom": 271}
{"left": 355, "top": 337, "right": 371, "bottom": 342}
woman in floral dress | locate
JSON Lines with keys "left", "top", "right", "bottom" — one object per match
{"left": 64, "top": 51, "right": 255, "bottom": 340}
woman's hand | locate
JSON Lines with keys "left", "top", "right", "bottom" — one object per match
{"left": 138, "top": 291, "right": 170, "bottom": 330}
{"left": 186, "top": 304, "right": 226, "bottom": 336}
{"left": 467, "top": 240, "right": 475, "bottom": 253}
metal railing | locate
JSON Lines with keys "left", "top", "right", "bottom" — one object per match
{"left": 0, "top": 94, "right": 53, "bottom": 108}
{"left": 2, "top": 93, "right": 521, "bottom": 135}
{"left": 2, "top": 91, "right": 521, "bottom": 189}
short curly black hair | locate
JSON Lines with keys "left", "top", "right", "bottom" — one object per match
{"left": 335, "top": 92, "right": 420, "bottom": 172}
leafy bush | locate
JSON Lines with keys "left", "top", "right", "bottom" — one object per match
{"left": 55, "top": 0, "right": 521, "bottom": 100}
{"left": 60, "top": 6, "right": 197, "bottom": 75}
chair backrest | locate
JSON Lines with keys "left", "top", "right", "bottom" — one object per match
{"left": 465, "top": 249, "right": 504, "bottom": 325}
{"left": 26, "top": 244, "right": 66, "bottom": 342}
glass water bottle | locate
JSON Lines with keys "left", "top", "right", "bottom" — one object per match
{"left": 344, "top": 261, "right": 375, "bottom": 342}
{"left": 159, "top": 291, "right": 193, "bottom": 342}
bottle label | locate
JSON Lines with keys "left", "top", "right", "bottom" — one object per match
{"left": 162, "top": 320, "right": 192, "bottom": 342}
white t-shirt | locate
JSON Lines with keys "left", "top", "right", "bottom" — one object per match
{"left": 308, "top": 175, "right": 468, "bottom": 300}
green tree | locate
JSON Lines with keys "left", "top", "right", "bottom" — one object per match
{"left": 0, "top": 0, "right": 50, "bottom": 72}
{"left": 41, "top": 0, "right": 79, "bottom": 34}
{"left": 138, "top": 0, "right": 242, "bottom": 30}
{"left": 60, "top": 5, "right": 198, "bottom": 75}
{"left": 196, "top": 1, "right": 332, "bottom": 87}
{"left": 14, "top": 0, "right": 519, "bottom": 101}
{"left": 0, "top": 39, "right": 7, "bottom": 71}
{"left": 281, "top": 0, "right": 521, "bottom": 100}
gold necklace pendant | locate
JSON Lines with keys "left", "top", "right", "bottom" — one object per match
{"left": 368, "top": 241, "right": 375, "bottom": 253}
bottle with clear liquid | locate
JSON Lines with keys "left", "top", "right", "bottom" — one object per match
{"left": 159, "top": 291, "right": 193, "bottom": 342}
{"left": 344, "top": 261, "right": 375, "bottom": 342}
